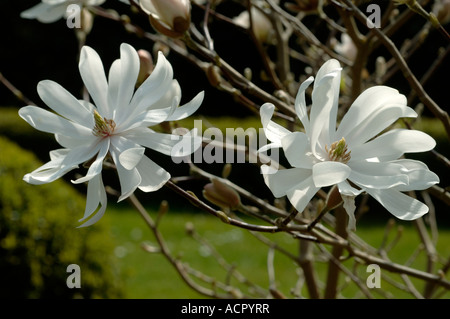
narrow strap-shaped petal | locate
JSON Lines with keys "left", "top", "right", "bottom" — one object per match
{"left": 128, "top": 51, "right": 174, "bottom": 117}
{"left": 37, "top": 80, "right": 94, "bottom": 128}
{"left": 294, "top": 76, "right": 314, "bottom": 135}
{"left": 19, "top": 106, "right": 93, "bottom": 137}
{"left": 107, "top": 59, "right": 121, "bottom": 115}
{"left": 79, "top": 46, "right": 109, "bottom": 116}
{"left": 260, "top": 103, "right": 291, "bottom": 144}
{"left": 165, "top": 91, "right": 204, "bottom": 121}
{"left": 365, "top": 188, "right": 429, "bottom": 220}
{"left": 337, "top": 86, "right": 408, "bottom": 139}
{"left": 23, "top": 151, "right": 76, "bottom": 185}
{"left": 390, "top": 159, "right": 439, "bottom": 191}
{"left": 126, "top": 129, "right": 187, "bottom": 156}
{"left": 110, "top": 148, "right": 142, "bottom": 202}
{"left": 350, "top": 129, "right": 436, "bottom": 162}
{"left": 116, "top": 44, "right": 140, "bottom": 115}
{"left": 78, "top": 174, "right": 108, "bottom": 227}
{"left": 72, "top": 139, "right": 110, "bottom": 184}
{"left": 309, "top": 59, "right": 341, "bottom": 155}
{"left": 342, "top": 103, "right": 417, "bottom": 148}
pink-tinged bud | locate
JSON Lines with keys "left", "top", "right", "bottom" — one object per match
{"left": 203, "top": 178, "right": 241, "bottom": 211}
{"left": 136, "top": 49, "right": 154, "bottom": 87}
{"left": 140, "top": 0, "right": 191, "bottom": 38}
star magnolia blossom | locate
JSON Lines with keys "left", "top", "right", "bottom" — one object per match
{"left": 19, "top": 43, "right": 204, "bottom": 227}
{"left": 21, "top": 0, "right": 106, "bottom": 23}
{"left": 259, "top": 59, "right": 439, "bottom": 230}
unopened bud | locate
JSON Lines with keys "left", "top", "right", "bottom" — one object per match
{"left": 222, "top": 163, "right": 232, "bottom": 179}
{"left": 136, "top": 49, "right": 154, "bottom": 87}
{"left": 203, "top": 178, "right": 241, "bottom": 211}
{"left": 140, "top": 0, "right": 191, "bottom": 38}
{"left": 233, "top": 7, "right": 273, "bottom": 43}
{"left": 206, "top": 65, "right": 222, "bottom": 87}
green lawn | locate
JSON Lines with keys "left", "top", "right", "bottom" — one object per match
{"left": 101, "top": 202, "right": 450, "bottom": 299}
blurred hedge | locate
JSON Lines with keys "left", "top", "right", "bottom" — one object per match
{"left": 0, "top": 135, "right": 123, "bottom": 298}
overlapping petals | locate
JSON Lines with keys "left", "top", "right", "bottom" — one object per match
{"left": 259, "top": 59, "right": 439, "bottom": 230}
{"left": 19, "top": 43, "right": 204, "bottom": 226}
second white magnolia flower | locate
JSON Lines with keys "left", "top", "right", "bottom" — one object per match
{"left": 259, "top": 59, "right": 439, "bottom": 230}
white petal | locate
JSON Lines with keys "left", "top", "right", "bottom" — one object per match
{"left": 165, "top": 91, "right": 204, "bottom": 121}
{"left": 286, "top": 176, "right": 320, "bottom": 213}
{"left": 119, "top": 147, "right": 145, "bottom": 170}
{"left": 365, "top": 188, "right": 429, "bottom": 220}
{"left": 72, "top": 139, "right": 110, "bottom": 184}
{"left": 107, "top": 59, "right": 121, "bottom": 113}
{"left": 312, "top": 161, "right": 351, "bottom": 187}
{"left": 349, "top": 161, "right": 409, "bottom": 189}
{"left": 124, "top": 128, "right": 185, "bottom": 156}
{"left": 344, "top": 103, "right": 417, "bottom": 148}
{"left": 117, "top": 44, "right": 140, "bottom": 112}
{"left": 262, "top": 166, "right": 313, "bottom": 198}
{"left": 390, "top": 159, "right": 439, "bottom": 191}
{"left": 137, "top": 155, "right": 171, "bottom": 192}
{"left": 338, "top": 180, "right": 363, "bottom": 196}
{"left": 350, "top": 129, "right": 436, "bottom": 161}
{"left": 294, "top": 76, "right": 314, "bottom": 134}
{"left": 151, "top": 79, "right": 182, "bottom": 110}
{"left": 21, "top": 2, "right": 67, "bottom": 23}
{"left": 60, "top": 141, "right": 103, "bottom": 169}
{"left": 258, "top": 142, "right": 281, "bottom": 153}
{"left": 281, "top": 132, "right": 316, "bottom": 169}
{"left": 111, "top": 149, "right": 142, "bottom": 202}
{"left": 55, "top": 134, "right": 96, "bottom": 148}
{"left": 19, "top": 106, "right": 92, "bottom": 137}
{"left": 128, "top": 51, "right": 174, "bottom": 117}
{"left": 23, "top": 154, "right": 76, "bottom": 185}
{"left": 309, "top": 59, "right": 341, "bottom": 154}
{"left": 79, "top": 46, "right": 109, "bottom": 116}
{"left": 37, "top": 80, "right": 94, "bottom": 127}
{"left": 78, "top": 174, "right": 108, "bottom": 227}
{"left": 121, "top": 95, "right": 179, "bottom": 130}
{"left": 260, "top": 103, "right": 291, "bottom": 144}
{"left": 337, "top": 86, "right": 409, "bottom": 139}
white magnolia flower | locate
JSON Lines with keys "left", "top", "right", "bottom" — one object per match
{"left": 19, "top": 43, "right": 204, "bottom": 227}
{"left": 20, "top": 0, "right": 106, "bottom": 23}
{"left": 259, "top": 59, "right": 439, "bottom": 230}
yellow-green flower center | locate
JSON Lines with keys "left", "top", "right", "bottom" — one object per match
{"left": 92, "top": 110, "right": 116, "bottom": 137}
{"left": 325, "top": 137, "right": 351, "bottom": 163}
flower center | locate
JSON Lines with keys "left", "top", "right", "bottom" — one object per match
{"left": 92, "top": 110, "right": 116, "bottom": 137}
{"left": 325, "top": 137, "right": 351, "bottom": 163}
